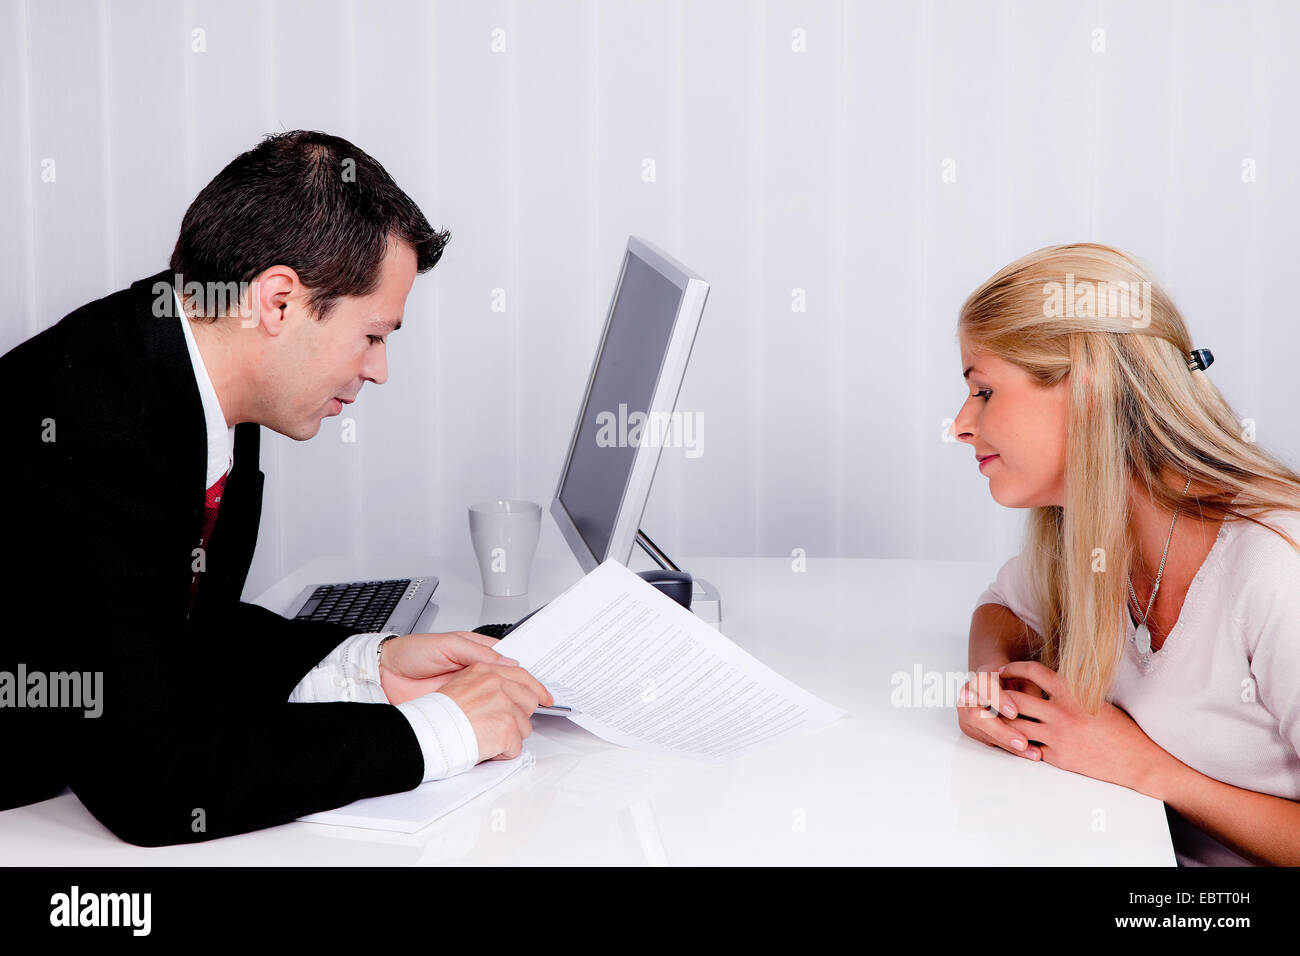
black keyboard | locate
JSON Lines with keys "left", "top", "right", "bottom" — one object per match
{"left": 473, "top": 606, "right": 541, "bottom": 640}
{"left": 294, "top": 579, "right": 412, "bottom": 632}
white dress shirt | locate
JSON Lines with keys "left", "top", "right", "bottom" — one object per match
{"left": 975, "top": 508, "right": 1300, "bottom": 866}
{"left": 175, "top": 288, "right": 478, "bottom": 782}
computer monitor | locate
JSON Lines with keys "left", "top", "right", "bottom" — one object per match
{"left": 550, "top": 236, "right": 709, "bottom": 573}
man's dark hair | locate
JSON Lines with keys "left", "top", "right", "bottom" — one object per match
{"left": 169, "top": 130, "right": 449, "bottom": 320}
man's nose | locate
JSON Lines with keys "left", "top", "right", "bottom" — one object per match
{"left": 364, "top": 346, "right": 388, "bottom": 386}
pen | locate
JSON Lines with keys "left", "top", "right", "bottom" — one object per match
{"left": 535, "top": 705, "right": 579, "bottom": 717}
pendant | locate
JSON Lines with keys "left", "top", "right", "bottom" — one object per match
{"left": 1135, "top": 621, "right": 1152, "bottom": 659}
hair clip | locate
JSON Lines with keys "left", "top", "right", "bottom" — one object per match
{"left": 1187, "top": 348, "right": 1214, "bottom": 371}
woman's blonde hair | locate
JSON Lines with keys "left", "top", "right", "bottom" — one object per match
{"left": 959, "top": 242, "right": 1300, "bottom": 713}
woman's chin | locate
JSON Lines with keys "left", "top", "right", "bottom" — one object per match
{"left": 990, "top": 482, "right": 1057, "bottom": 510}
{"left": 988, "top": 479, "right": 1023, "bottom": 509}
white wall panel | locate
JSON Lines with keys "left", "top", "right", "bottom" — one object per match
{"left": 2, "top": 0, "right": 1293, "bottom": 600}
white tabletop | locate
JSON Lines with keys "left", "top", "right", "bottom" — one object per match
{"left": 0, "top": 549, "right": 1176, "bottom": 865}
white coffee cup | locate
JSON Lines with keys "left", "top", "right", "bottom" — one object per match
{"left": 468, "top": 499, "right": 541, "bottom": 596}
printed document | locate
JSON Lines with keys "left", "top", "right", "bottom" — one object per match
{"left": 495, "top": 559, "right": 845, "bottom": 761}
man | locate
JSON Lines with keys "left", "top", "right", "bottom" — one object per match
{"left": 0, "top": 130, "right": 551, "bottom": 846}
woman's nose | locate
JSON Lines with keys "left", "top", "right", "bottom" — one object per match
{"left": 952, "top": 399, "right": 976, "bottom": 443}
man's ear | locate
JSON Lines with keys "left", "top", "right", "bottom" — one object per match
{"left": 246, "top": 264, "right": 302, "bottom": 334}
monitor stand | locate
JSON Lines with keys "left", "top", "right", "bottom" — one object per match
{"left": 635, "top": 530, "right": 722, "bottom": 628}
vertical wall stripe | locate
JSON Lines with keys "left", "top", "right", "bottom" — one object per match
{"left": 585, "top": 1, "right": 599, "bottom": 347}
{"left": 992, "top": 0, "right": 1014, "bottom": 559}
{"left": 17, "top": 0, "right": 39, "bottom": 337}
{"left": 1241, "top": 0, "right": 1273, "bottom": 413}
{"left": 429, "top": 0, "right": 443, "bottom": 557}
{"left": 1161, "top": 0, "right": 1182, "bottom": 271}
{"left": 267, "top": 0, "right": 285, "bottom": 584}
{"left": 754, "top": 0, "right": 766, "bottom": 558}
{"left": 510, "top": 0, "right": 522, "bottom": 500}
{"left": 181, "top": 1, "right": 195, "bottom": 199}
{"left": 583, "top": 0, "right": 599, "bottom": 556}
{"left": 917, "top": 0, "right": 933, "bottom": 557}
{"left": 1086, "top": 0, "right": 1105, "bottom": 240}
{"left": 346, "top": 0, "right": 364, "bottom": 559}
{"left": 96, "top": 0, "right": 115, "bottom": 286}
{"left": 671, "top": 0, "right": 684, "bottom": 551}
{"left": 832, "top": 0, "right": 847, "bottom": 555}
{"left": 997, "top": 0, "right": 1014, "bottom": 261}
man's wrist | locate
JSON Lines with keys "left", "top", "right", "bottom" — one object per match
{"left": 377, "top": 633, "right": 402, "bottom": 679}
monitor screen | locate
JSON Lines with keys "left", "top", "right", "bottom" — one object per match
{"left": 557, "top": 250, "right": 685, "bottom": 561}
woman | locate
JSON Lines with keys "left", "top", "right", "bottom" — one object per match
{"left": 953, "top": 242, "right": 1300, "bottom": 866}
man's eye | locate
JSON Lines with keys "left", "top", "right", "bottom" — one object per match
{"left": 368, "top": 335, "right": 385, "bottom": 345}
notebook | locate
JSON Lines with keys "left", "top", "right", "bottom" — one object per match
{"left": 297, "top": 750, "right": 532, "bottom": 833}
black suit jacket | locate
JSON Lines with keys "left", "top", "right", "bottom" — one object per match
{"left": 1, "top": 269, "right": 423, "bottom": 845}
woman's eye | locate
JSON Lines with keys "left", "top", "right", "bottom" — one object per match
{"left": 972, "top": 389, "right": 991, "bottom": 400}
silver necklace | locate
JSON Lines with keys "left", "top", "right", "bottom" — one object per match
{"left": 1128, "top": 475, "right": 1193, "bottom": 664}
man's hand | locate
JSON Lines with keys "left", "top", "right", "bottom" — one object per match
{"left": 378, "top": 631, "right": 515, "bottom": 705}
{"left": 378, "top": 631, "right": 553, "bottom": 763}
{"left": 437, "top": 662, "right": 554, "bottom": 762}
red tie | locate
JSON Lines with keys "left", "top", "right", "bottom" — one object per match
{"left": 189, "top": 470, "right": 229, "bottom": 614}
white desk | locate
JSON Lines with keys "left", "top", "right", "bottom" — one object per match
{"left": 0, "top": 551, "right": 1176, "bottom": 865}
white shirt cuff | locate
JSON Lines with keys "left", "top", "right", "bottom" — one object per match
{"left": 289, "top": 633, "right": 479, "bottom": 781}
{"left": 396, "top": 693, "right": 481, "bottom": 781}
{"left": 288, "top": 632, "right": 391, "bottom": 704}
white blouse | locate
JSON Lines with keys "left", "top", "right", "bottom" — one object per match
{"left": 975, "top": 508, "right": 1300, "bottom": 866}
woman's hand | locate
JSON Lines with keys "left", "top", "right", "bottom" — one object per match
{"left": 956, "top": 659, "right": 1044, "bottom": 760}
{"left": 998, "top": 660, "right": 1166, "bottom": 794}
